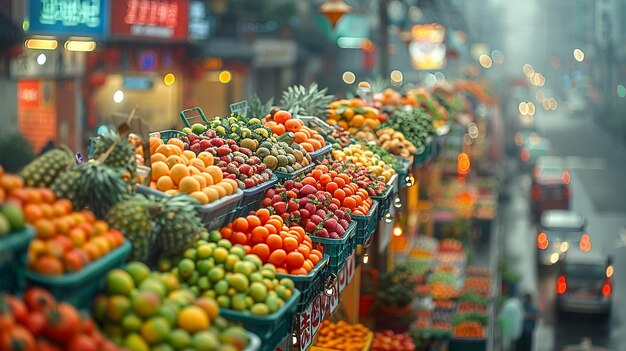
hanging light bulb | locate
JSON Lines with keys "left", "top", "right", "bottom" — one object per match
{"left": 292, "top": 332, "right": 298, "bottom": 346}
{"left": 393, "top": 226, "right": 403, "bottom": 237}
{"left": 384, "top": 213, "right": 393, "bottom": 223}
{"left": 393, "top": 197, "right": 402, "bottom": 208}
{"left": 408, "top": 175, "right": 415, "bottom": 187}
{"left": 319, "top": 0, "right": 352, "bottom": 28}
{"left": 363, "top": 254, "right": 369, "bottom": 264}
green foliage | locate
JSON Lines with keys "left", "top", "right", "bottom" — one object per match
{"left": 375, "top": 264, "right": 415, "bottom": 308}
{"left": 453, "top": 311, "right": 488, "bottom": 326}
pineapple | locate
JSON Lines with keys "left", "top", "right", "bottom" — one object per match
{"left": 107, "top": 194, "right": 159, "bottom": 262}
{"left": 20, "top": 148, "right": 74, "bottom": 188}
{"left": 53, "top": 161, "right": 129, "bottom": 218}
{"left": 92, "top": 130, "right": 137, "bottom": 181}
{"left": 280, "top": 83, "right": 334, "bottom": 118}
{"left": 248, "top": 95, "right": 274, "bottom": 120}
{"left": 155, "top": 194, "right": 204, "bottom": 258}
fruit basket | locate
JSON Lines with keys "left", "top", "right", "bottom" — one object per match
{"left": 137, "top": 185, "right": 244, "bottom": 231}
{"left": 220, "top": 289, "right": 301, "bottom": 351}
{"left": 308, "top": 143, "right": 332, "bottom": 160}
{"left": 274, "top": 162, "right": 315, "bottom": 180}
{"left": 311, "top": 222, "right": 357, "bottom": 275}
{"left": 277, "top": 255, "right": 330, "bottom": 313}
{"left": 180, "top": 106, "right": 211, "bottom": 127}
{"left": 0, "top": 227, "right": 35, "bottom": 294}
{"left": 351, "top": 201, "right": 379, "bottom": 246}
{"left": 151, "top": 129, "right": 187, "bottom": 143}
{"left": 371, "top": 174, "right": 397, "bottom": 220}
{"left": 25, "top": 240, "right": 131, "bottom": 309}
{"left": 235, "top": 175, "right": 278, "bottom": 218}
{"left": 311, "top": 331, "right": 373, "bottom": 351}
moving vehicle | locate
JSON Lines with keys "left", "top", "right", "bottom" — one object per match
{"left": 556, "top": 250, "right": 613, "bottom": 316}
{"left": 531, "top": 156, "right": 570, "bottom": 218}
{"left": 520, "top": 134, "right": 551, "bottom": 171}
{"left": 536, "top": 210, "right": 585, "bottom": 265}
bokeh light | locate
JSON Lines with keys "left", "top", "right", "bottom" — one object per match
{"left": 342, "top": 71, "right": 356, "bottom": 84}
{"left": 218, "top": 70, "right": 232, "bottom": 84}
{"left": 479, "top": 54, "right": 492, "bottom": 68}
{"left": 617, "top": 85, "right": 626, "bottom": 98}
{"left": 523, "top": 64, "right": 534, "bottom": 78}
{"left": 573, "top": 48, "right": 585, "bottom": 62}
{"left": 518, "top": 102, "right": 529, "bottom": 115}
{"left": 163, "top": 73, "right": 176, "bottom": 86}
{"left": 491, "top": 50, "right": 504, "bottom": 64}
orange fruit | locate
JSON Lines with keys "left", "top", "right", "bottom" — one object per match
{"left": 189, "top": 158, "right": 205, "bottom": 171}
{"left": 177, "top": 306, "right": 209, "bottom": 333}
{"left": 286, "top": 251, "right": 305, "bottom": 271}
{"left": 179, "top": 176, "right": 201, "bottom": 194}
{"left": 165, "top": 155, "right": 186, "bottom": 168}
{"left": 266, "top": 234, "right": 283, "bottom": 251}
{"left": 151, "top": 161, "right": 170, "bottom": 181}
{"left": 222, "top": 179, "right": 239, "bottom": 193}
{"left": 255, "top": 209, "right": 271, "bottom": 224}
{"left": 150, "top": 137, "right": 164, "bottom": 155}
{"left": 155, "top": 144, "right": 179, "bottom": 157}
{"left": 210, "top": 185, "right": 226, "bottom": 198}
{"left": 34, "top": 218, "right": 56, "bottom": 239}
{"left": 215, "top": 182, "right": 232, "bottom": 196}
{"left": 251, "top": 226, "right": 270, "bottom": 244}
{"left": 197, "top": 152, "right": 214, "bottom": 167}
{"left": 268, "top": 249, "right": 287, "bottom": 268}
{"left": 151, "top": 153, "right": 167, "bottom": 163}
{"left": 91, "top": 236, "right": 112, "bottom": 255}
{"left": 193, "top": 297, "right": 219, "bottom": 321}
{"left": 182, "top": 150, "right": 196, "bottom": 161}
{"left": 167, "top": 138, "right": 185, "bottom": 152}
{"left": 251, "top": 244, "right": 271, "bottom": 262}
{"left": 170, "top": 164, "right": 190, "bottom": 185}
{"left": 232, "top": 218, "right": 249, "bottom": 232}
{"left": 202, "top": 187, "right": 220, "bottom": 203}
{"left": 246, "top": 215, "right": 262, "bottom": 229}
{"left": 205, "top": 166, "right": 223, "bottom": 184}
{"left": 200, "top": 173, "right": 214, "bottom": 186}
{"left": 165, "top": 189, "right": 179, "bottom": 195}
{"left": 191, "top": 174, "right": 207, "bottom": 188}
{"left": 187, "top": 166, "right": 201, "bottom": 176}
{"left": 282, "top": 237, "right": 298, "bottom": 253}
{"left": 157, "top": 176, "right": 176, "bottom": 191}
{"left": 190, "top": 191, "right": 209, "bottom": 204}
{"left": 23, "top": 204, "right": 43, "bottom": 223}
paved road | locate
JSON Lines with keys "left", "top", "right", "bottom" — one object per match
{"left": 500, "top": 112, "right": 626, "bottom": 351}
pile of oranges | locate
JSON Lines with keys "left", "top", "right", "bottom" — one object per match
{"left": 219, "top": 208, "right": 324, "bottom": 275}
{"left": 148, "top": 137, "right": 237, "bottom": 204}
{"left": 326, "top": 98, "right": 384, "bottom": 135}
{"left": 263, "top": 110, "right": 327, "bottom": 153}
{"left": 6, "top": 186, "right": 126, "bottom": 276}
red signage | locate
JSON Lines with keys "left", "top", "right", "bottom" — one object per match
{"left": 17, "top": 80, "right": 57, "bottom": 152}
{"left": 111, "top": 0, "right": 189, "bottom": 40}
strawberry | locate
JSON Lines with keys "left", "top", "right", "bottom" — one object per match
{"left": 238, "top": 164, "right": 252, "bottom": 175}
{"left": 304, "top": 203, "right": 317, "bottom": 216}
{"left": 271, "top": 195, "right": 283, "bottom": 205}
{"left": 324, "top": 218, "right": 340, "bottom": 232}
{"left": 229, "top": 144, "right": 239, "bottom": 152}
{"left": 316, "top": 209, "right": 327, "bottom": 218}
{"left": 305, "top": 221, "right": 318, "bottom": 233}
{"left": 284, "top": 180, "right": 295, "bottom": 190}
{"left": 199, "top": 139, "right": 212, "bottom": 150}
{"left": 243, "top": 178, "right": 256, "bottom": 189}
{"left": 287, "top": 200, "right": 299, "bottom": 212}
{"left": 300, "top": 208, "right": 310, "bottom": 219}
{"left": 281, "top": 212, "right": 291, "bottom": 221}
{"left": 316, "top": 228, "right": 330, "bottom": 238}
{"left": 330, "top": 232, "right": 341, "bottom": 239}
{"left": 293, "top": 182, "right": 303, "bottom": 189}
{"left": 226, "top": 139, "right": 237, "bottom": 146}
{"left": 210, "top": 138, "right": 225, "bottom": 147}
{"left": 217, "top": 146, "right": 231, "bottom": 157}
{"left": 339, "top": 219, "right": 350, "bottom": 230}
{"left": 311, "top": 215, "right": 323, "bottom": 224}
{"left": 261, "top": 197, "right": 273, "bottom": 207}
{"left": 240, "top": 148, "right": 252, "bottom": 157}
{"left": 266, "top": 188, "right": 276, "bottom": 198}
{"left": 328, "top": 203, "right": 339, "bottom": 211}
{"left": 273, "top": 202, "right": 287, "bottom": 214}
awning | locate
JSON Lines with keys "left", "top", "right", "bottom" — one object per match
{"left": 0, "top": 10, "right": 24, "bottom": 49}
{"left": 188, "top": 38, "right": 255, "bottom": 61}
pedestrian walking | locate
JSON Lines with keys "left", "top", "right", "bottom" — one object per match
{"left": 517, "top": 293, "right": 539, "bottom": 351}
{"left": 500, "top": 293, "right": 524, "bottom": 351}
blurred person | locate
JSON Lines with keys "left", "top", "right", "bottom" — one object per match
{"left": 500, "top": 293, "right": 524, "bottom": 351}
{"left": 517, "top": 293, "right": 539, "bottom": 351}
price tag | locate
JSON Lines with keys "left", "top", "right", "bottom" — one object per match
{"left": 229, "top": 100, "right": 249, "bottom": 116}
{"left": 311, "top": 293, "right": 322, "bottom": 335}
{"left": 298, "top": 304, "right": 313, "bottom": 351}
{"left": 338, "top": 262, "right": 347, "bottom": 292}
{"left": 330, "top": 278, "right": 340, "bottom": 313}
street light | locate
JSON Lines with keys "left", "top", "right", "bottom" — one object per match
{"left": 319, "top": 0, "right": 352, "bottom": 28}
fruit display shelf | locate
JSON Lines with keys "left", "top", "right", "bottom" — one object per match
{"left": 395, "top": 156, "right": 412, "bottom": 189}
{"left": 412, "top": 137, "right": 434, "bottom": 168}
{"left": 274, "top": 162, "right": 315, "bottom": 180}
{"left": 220, "top": 289, "right": 301, "bottom": 351}
{"left": 311, "top": 331, "right": 373, "bottom": 351}
{"left": 311, "top": 221, "right": 357, "bottom": 275}
{"left": 371, "top": 174, "right": 397, "bottom": 220}
{"left": 153, "top": 129, "right": 188, "bottom": 143}
{"left": 351, "top": 201, "right": 379, "bottom": 246}
{"left": 277, "top": 255, "right": 330, "bottom": 313}
{"left": 308, "top": 143, "right": 333, "bottom": 160}
{"left": 25, "top": 240, "right": 131, "bottom": 309}
{"left": 137, "top": 185, "right": 244, "bottom": 231}
{"left": 235, "top": 175, "right": 279, "bottom": 218}
{"left": 0, "top": 227, "right": 35, "bottom": 294}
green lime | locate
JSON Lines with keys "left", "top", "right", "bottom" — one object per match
{"left": 249, "top": 282, "right": 268, "bottom": 303}
{"left": 250, "top": 303, "right": 270, "bottom": 316}
{"left": 168, "top": 329, "right": 192, "bottom": 350}
{"left": 231, "top": 293, "right": 248, "bottom": 311}
{"left": 224, "top": 254, "right": 240, "bottom": 272}
{"left": 228, "top": 273, "right": 249, "bottom": 293}
{"left": 216, "top": 295, "right": 231, "bottom": 309}
{"left": 178, "top": 259, "right": 195, "bottom": 279}
{"left": 191, "top": 330, "right": 220, "bottom": 351}
{"left": 183, "top": 248, "right": 197, "bottom": 260}
{"left": 229, "top": 245, "right": 246, "bottom": 259}
{"left": 217, "top": 239, "right": 232, "bottom": 250}
{"left": 280, "top": 278, "right": 295, "bottom": 290}
{"left": 197, "top": 244, "right": 214, "bottom": 259}
{"left": 243, "top": 254, "right": 263, "bottom": 270}
{"left": 121, "top": 313, "right": 142, "bottom": 333}
{"left": 208, "top": 230, "right": 222, "bottom": 242}
{"left": 208, "top": 267, "right": 225, "bottom": 283}
{"left": 125, "top": 261, "right": 151, "bottom": 286}
{"left": 191, "top": 123, "right": 206, "bottom": 135}
{"left": 213, "top": 247, "right": 229, "bottom": 264}
{"left": 214, "top": 280, "right": 229, "bottom": 296}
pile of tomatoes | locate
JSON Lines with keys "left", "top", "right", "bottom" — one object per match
{"left": 219, "top": 208, "right": 324, "bottom": 275}
{"left": 0, "top": 288, "right": 121, "bottom": 351}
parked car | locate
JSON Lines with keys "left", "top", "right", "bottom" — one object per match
{"left": 531, "top": 157, "right": 570, "bottom": 218}
{"left": 556, "top": 250, "right": 613, "bottom": 317}
{"left": 536, "top": 210, "right": 585, "bottom": 265}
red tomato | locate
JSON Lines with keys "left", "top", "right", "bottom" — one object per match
{"left": 36, "top": 339, "right": 62, "bottom": 351}
{"left": 43, "top": 303, "right": 81, "bottom": 344}
{"left": 24, "top": 288, "right": 56, "bottom": 312}
{"left": 23, "top": 312, "right": 46, "bottom": 336}
{"left": 67, "top": 334, "right": 97, "bottom": 351}
{"left": 1, "top": 326, "right": 36, "bottom": 351}
{"left": 3, "top": 296, "right": 28, "bottom": 324}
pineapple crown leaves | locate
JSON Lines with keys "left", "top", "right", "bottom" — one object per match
{"left": 248, "top": 95, "right": 274, "bottom": 120}
{"left": 279, "top": 83, "right": 334, "bottom": 118}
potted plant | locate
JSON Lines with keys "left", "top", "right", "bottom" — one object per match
{"left": 374, "top": 264, "right": 416, "bottom": 332}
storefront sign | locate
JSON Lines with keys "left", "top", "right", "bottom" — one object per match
{"left": 10, "top": 50, "right": 85, "bottom": 78}
{"left": 188, "top": 0, "right": 211, "bottom": 40}
{"left": 338, "top": 262, "right": 347, "bottom": 292}
{"left": 18, "top": 79, "right": 57, "bottom": 152}
{"left": 252, "top": 39, "right": 297, "bottom": 68}
{"left": 28, "top": 0, "right": 108, "bottom": 36}
{"left": 347, "top": 252, "right": 356, "bottom": 281}
{"left": 409, "top": 23, "right": 446, "bottom": 70}
{"left": 297, "top": 304, "right": 313, "bottom": 351}
{"left": 111, "top": 0, "right": 189, "bottom": 40}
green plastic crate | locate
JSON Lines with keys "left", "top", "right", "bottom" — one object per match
{"left": 220, "top": 289, "right": 301, "bottom": 351}
{"left": 413, "top": 141, "right": 433, "bottom": 168}
{"left": 308, "top": 144, "right": 332, "bottom": 160}
{"left": 235, "top": 175, "right": 278, "bottom": 218}
{"left": 0, "top": 227, "right": 35, "bottom": 295}
{"left": 371, "top": 174, "right": 397, "bottom": 220}
{"left": 137, "top": 185, "right": 243, "bottom": 231}
{"left": 25, "top": 241, "right": 131, "bottom": 309}
{"left": 351, "top": 201, "right": 379, "bottom": 246}
{"left": 311, "top": 222, "right": 357, "bottom": 275}
{"left": 274, "top": 163, "right": 315, "bottom": 180}
{"left": 152, "top": 129, "right": 187, "bottom": 142}
{"left": 395, "top": 157, "right": 412, "bottom": 189}
{"left": 277, "top": 256, "right": 330, "bottom": 313}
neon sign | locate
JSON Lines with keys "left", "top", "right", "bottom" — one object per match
{"left": 111, "top": 0, "right": 188, "bottom": 40}
{"left": 124, "top": 0, "right": 179, "bottom": 29}
{"left": 28, "top": 0, "right": 108, "bottom": 36}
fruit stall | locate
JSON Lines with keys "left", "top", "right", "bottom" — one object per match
{"left": 0, "top": 79, "right": 498, "bottom": 351}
